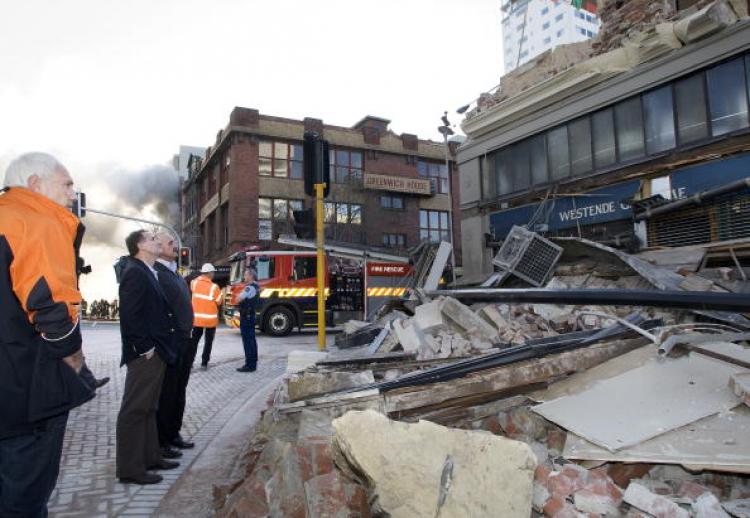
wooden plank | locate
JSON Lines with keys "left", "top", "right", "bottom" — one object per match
{"left": 382, "top": 338, "right": 649, "bottom": 415}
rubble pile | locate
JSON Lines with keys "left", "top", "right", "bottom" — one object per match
{"left": 213, "top": 238, "right": 750, "bottom": 518}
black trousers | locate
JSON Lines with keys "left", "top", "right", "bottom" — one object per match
{"left": 157, "top": 336, "right": 196, "bottom": 445}
{"left": 192, "top": 326, "right": 216, "bottom": 366}
{"left": 0, "top": 412, "right": 68, "bottom": 518}
{"left": 116, "top": 354, "right": 165, "bottom": 479}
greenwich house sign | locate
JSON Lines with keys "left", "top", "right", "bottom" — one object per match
{"left": 363, "top": 173, "right": 432, "bottom": 196}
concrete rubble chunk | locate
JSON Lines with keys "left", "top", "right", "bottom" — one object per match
{"left": 729, "top": 372, "right": 750, "bottom": 407}
{"left": 673, "top": 0, "right": 738, "bottom": 44}
{"left": 392, "top": 318, "right": 428, "bottom": 353}
{"left": 722, "top": 499, "right": 750, "bottom": 517}
{"left": 286, "top": 350, "right": 328, "bottom": 374}
{"left": 412, "top": 299, "right": 446, "bottom": 334}
{"left": 478, "top": 304, "right": 511, "bottom": 331}
{"left": 692, "top": 492, "right": 730, "bottom": 518}
{"left": 623, "top": 482, "right": 689, "bottom": 518}
{"left": 287, "top": 370, "right": 375, "bottom": 402}
{"left": 332, "top": 409, "right": 537, "bottom": 518}
{"left": 441, "top": 297, "right": 499, "bottom": 342}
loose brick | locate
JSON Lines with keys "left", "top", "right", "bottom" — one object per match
{"left": 304, "top": 471, "right": 350, "bottom": 518}
{"left": 607, "top": 464, "right": 653, "bottom": 488}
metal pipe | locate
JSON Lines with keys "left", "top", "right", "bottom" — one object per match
{"left": 425, "top": 288, "right": 750, "bottom": 313}
{"left": 634, "top": 177, "right": 750, "bottom": 222}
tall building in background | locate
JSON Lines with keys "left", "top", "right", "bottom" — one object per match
{"left": 502, "top": 0, "right": 600, "bottom": 74}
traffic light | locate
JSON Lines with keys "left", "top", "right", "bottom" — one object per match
{"left": 292, "top": 208, "right": 315, "bottom": 239}
{"left": 179, "top": 247, "right": 192, "bottom": 269}
{"left": 303, "top": 131, "right": 330, "bottom": 197}
{"left": 72, "top": 191, "right": 86, "bottom": 218}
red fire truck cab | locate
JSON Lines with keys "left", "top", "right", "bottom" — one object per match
{"left": 224, "top": 249, "right": 411, "bottom": 336}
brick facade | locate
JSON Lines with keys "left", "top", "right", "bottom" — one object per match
{"left": 182, "top": 109, "right": 461, "bottom": 268}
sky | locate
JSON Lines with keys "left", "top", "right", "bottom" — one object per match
{"left": 0, "top": 0, "right": 503, "bottom": 301}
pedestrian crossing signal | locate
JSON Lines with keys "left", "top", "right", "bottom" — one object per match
{"left": 179, "top": 247, "right": 192, "bottom": 269}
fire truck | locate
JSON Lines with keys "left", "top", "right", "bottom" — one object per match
{"left": 223, "top": 241, "right": 412, "bottom": 336}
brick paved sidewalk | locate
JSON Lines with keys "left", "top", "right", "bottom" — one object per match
{"left": 47, "top": 325, "right": 307, "bottom": 518}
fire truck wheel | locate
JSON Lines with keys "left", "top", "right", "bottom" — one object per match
{"left": 263, "top": 306, "right": 295, "bottom": 337}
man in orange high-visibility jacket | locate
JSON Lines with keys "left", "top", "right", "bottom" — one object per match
{"left": 190, "top": 263, "right": 222, "bottom": 370}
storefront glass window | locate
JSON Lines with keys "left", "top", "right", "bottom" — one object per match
{"left": 615, "top": 97, "right": 645, "bottom": 161}
{"left": 568, "top": 116, "right": 593, "bottom": 175}
{"left": 707, "top": 58, "right": 749, "bottom": 136}
{"left": 592, "top": 108, "right": 616, "bottom": 168}
{"left": 675, "top": 74, "right": 709, "bottom": 144}
{"left": 643, "top": 85, "right": 676, "bottom": 154}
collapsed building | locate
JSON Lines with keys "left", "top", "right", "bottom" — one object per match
{"left": 211, "top": 234, "right": 750, "bottom": 517}
{"left": 458, "top": 0, "right": 750, "bottom": 282}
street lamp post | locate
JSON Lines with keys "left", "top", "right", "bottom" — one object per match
{"left": 438, "top": 111, "right": 457, "bottom": 283}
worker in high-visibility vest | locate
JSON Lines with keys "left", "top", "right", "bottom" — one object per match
{"left": 190, "top": 263, "right": 222, "bottom": 370}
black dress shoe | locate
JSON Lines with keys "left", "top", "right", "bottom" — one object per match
{"left": 149, "top": 459, "right": 180, "bottom": 471}
{"left": 160, "top": 446, "right": 183, "bottom": 459}
{"left": 236, "top": 365, "right": 256, "bottom": 373}
{"left": 94, "top": 377, "right": 110, "bottom": 389}
{"left": 119, "top": 473, "right": 163, "bottom": 485}
{"left": 170, "top": 435, "right": 195, "bottom": 449}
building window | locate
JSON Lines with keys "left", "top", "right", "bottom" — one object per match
{"left": 675, "top": 74, "right": 709, "bottom": 144}
{"left": 543, "top": 36, "right": 551, "bottom": 45}
{"left": 576, "top": 11, "right": 585, "bottom": 19}
{"left": 382, "top": 233, "right": 406, "bottom": 247}
{"left": 330, "top": 149, "right": 363, "bottom": 184}
{"left": 418, "top": 160, "right": 449, "bottom": 193}
{"left": 548, "top": 126, "right": 570, "bottom": 179}
{"left": 643, "top": 85, "right": 676, "bottom": 154}
{"left": 380, "top": 194, "right": 404, "bottom": 210}
{"left": 706, "top": 57, "right": 749, "bottom": 136}
{"left": 519, "top": 50, "right": 529, "bottom": 59}
{"left": 557, "top": 29, "right": 564, "bottom": 37}
{"left": 569, "top": 116, "right": 593, "bottom": 175}
{"left": 259, "top": 141, "right": 303, "bottom": 179}
{"left": 419, "top": 209, "right": 450, "bottom": 243}
{"left": 542, "top": 21, "right": 550, "bottom": 30}
{"left": 258, "top": 198, "right": 303, "bottom": 221}
{"left": 529, "top": 134, "right": 548, "bottom": 185}
{"left": 555, "top": 13, "right": 563, "bottom": 21}
{"left": 324, "top": 202, "right": 362, "bottom": 224}
{"left": 592, "top": 108, "right": 617, "bottom": 168}
{"left": 614, "top": 97, "right": 645, "bottom": 162}
{"left": 495, "top": 148, "right": 512, "bottom": 195}
{"left": 541, "top": 6, "right": 549, "bottom": 15}
{"left": 578, "top": 27, "right": 587, "bottom": 36}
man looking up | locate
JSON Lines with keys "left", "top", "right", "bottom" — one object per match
{"left": 116, "top": 230, "right": 179, "bottom": 485}
{"left": 154, "top": 232, "right": 196, "bottom": 452}
{"left": 0, "top": 152, "right": 95, "bottom": 516}
{"left": 190, "top": 263, "right": 222, "bottom": 370}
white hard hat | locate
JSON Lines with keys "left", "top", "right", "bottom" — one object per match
{"left": 200, "top": 263, "right": 216, "bottom": 273}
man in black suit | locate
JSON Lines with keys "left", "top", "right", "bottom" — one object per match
{"left": 116, "top": 230, "right": 179, "bottom": 485}
{"left": 154, "top": 232, "right": 196, "bottom": 453}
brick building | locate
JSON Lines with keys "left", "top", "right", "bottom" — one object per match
{"left": 457, "top": 0, "right": 750, "bottom": 279}
{"left": 181, "top": 108, "right": 459, "bottom": 268}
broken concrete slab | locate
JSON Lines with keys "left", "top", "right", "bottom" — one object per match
{"left": 332, "top": 409, "right": 536, "bottom": 518}
{"left": 288, "top": 371, "right": 375, "bottom": 402}
{"left": 623, "top": 482, "right": 690, "bottom": 518}
{"left": 477, "top": 304, "right": 511, "bottom": 331}
{"left": 412, "top": 299, "right": 446, "bottom": 334}
{"left": 287, "top": 350, "right": 329, "bottom": 374}
{"left": 723, "top": 499, "right": 750, "bottom": 517}
{"left": 441, "top": 297, "right": 499, "bottom": 342}
{"left": 392, "top": 318, "right": 428, "bottom": 353}
{"left": 693, "top": 492, "right": 731, "bottom": 518}
{"left": 533, "top": 353, "right": 748, "bottom": 452}
{"left": 730, "top": 372, "right": 750, "bottom": 407}
{"left": 564, "top": 406, "right": 750, "bottom": 473}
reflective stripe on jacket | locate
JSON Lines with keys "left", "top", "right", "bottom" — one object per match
{"left": 190, "top": 275, "right": 222, "bottom": 328}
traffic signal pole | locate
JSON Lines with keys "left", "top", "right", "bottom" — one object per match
{"left": 315, "top": 182, "right": 326, "bottom": 351}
